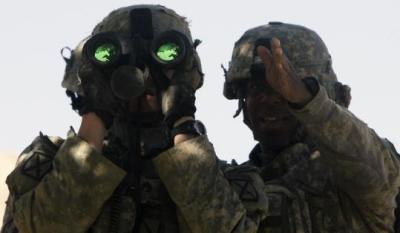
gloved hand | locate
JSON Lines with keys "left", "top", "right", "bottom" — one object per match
{"left": 161, "top": 84, "right": 196, "bottom": 128}
{"left": 161, "top": 45, "right": 202, "bottom": 128}
{"left": 67, "top": 59, "right": 121, "bottom": 129}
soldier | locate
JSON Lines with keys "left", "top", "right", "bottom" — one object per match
{"left": 1, "top": 5, "right": 269, "bottom": 233}
{"left": 223, "top": 22, "right": 400, "bottom": 232}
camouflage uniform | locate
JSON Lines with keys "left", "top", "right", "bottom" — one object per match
{"left": 0, "top": 5, "right": 269, "bottom": 233}
{"left": 225, "top": 22, "right": 400, "bottom": 232}
{"left": 248, "top": 87, "right": 400, "bottom": 232}
{"left": 1, "top": 131, "right": 268, "bottom": 233}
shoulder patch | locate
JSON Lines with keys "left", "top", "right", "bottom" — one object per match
{"left": 223, "top": 163, "right": 269, "bottom": 219}
{"left": 6, "top": 133, "right": 64, "bottom": 196}
{"left": 229, "top": 178, "right": 259, "bottom": 202}
{"left": 19, "top": 133, "right": 62, "bottom": 181}
{"left": 21, "top": 150, "right": 53, "bottom": 181}
{"left": 224, "top": 165, "right": 261, "bottom": 202}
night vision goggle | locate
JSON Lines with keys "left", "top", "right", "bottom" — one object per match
{"left": 83, "top": 30, "right": 190, "bottom": 69}
{"left": 78, "top": 8, "right": 194, "bottom": 101}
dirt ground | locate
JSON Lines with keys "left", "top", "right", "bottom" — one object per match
{"left": 0, "top": 153, "right": 18, "bottom": 223}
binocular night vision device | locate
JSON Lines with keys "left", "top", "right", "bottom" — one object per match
{"left": 81, "top": 29, "right": 192, "bottom": 101}
{"left": 62, "top": 7, "right": 197, "bottom": 102}
{"left": 84, "top": 30, "right": 190, "bottom": 69}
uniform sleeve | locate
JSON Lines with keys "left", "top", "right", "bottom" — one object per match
{"left": 153, "top": 136, "right": 268, "bottom": 233}
{"left": 0, "top": 195, "right": 19, "bottom": 233}
{"left": 290, "top": 86, "right": 400, "bottom": 202}
{"left": 6, "top": 134, "right": 126, "bottom": 233}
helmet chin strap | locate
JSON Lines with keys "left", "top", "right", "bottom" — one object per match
{"left": 233, "top": 98, "right": 245, "bottom": 118}
{"left": 232, "top": 81, "right": 247, "bottom": 118}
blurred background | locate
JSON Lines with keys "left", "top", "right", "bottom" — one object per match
{"left": 0, "top": 0, "right": 399, "bottom": 221}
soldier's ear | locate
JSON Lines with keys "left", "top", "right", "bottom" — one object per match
{"left": 334, "top": 82, "right": 351, "bottom": 108}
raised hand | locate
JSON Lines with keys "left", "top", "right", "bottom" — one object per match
{"left": 256, "top": 37, "right": 312, "bottom": 105}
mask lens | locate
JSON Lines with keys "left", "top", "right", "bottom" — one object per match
{"left": 156, "top": 43, "right": 180, "bottom": 62}
{"left": 94, "top": 43, "right": 118, "bottom": 64}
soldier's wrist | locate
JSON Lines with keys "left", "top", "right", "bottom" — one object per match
{"left": 78, "top": 113, "right": 106, "bottom": 152}
{"left": 171, "top": 119, "right": 206, "bottom": 145}
{"left": 174, "top": 133, "right": 197, "bottom": 145}
{"left": 289, "top": 77, "right": 319, "bottom": 109}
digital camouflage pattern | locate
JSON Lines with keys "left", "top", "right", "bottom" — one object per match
{"left": 62, "top": 4, "right": 203, "bottom": 95}
{"left": 225, "top": 22, "right": 400, "bottom": 232}
{"left": 1, "top": 4, "right": 268, "bottom": 233}
{"left": 3, "top": 93, "right": 398, "bottom": 233}
{"left": 2, "top": 131, "right": 126, "bottom": 233}
{"left": 224, "top": 22, "right": 349, "bottom": 107}
{"left": 0, "top": 131, "right": 268, "bottom": 233}
{"left": 243, "top": 86, "right": 400, "bottom": 232}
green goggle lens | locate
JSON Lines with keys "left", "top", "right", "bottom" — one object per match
{"left": 156, "top": 43, "right": 180, "bottom": 62}
{"left": 94, "top": 43, "right": 118, "bottom": 64}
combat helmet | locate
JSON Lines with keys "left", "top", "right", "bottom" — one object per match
{"left": 61, "top": 5, "right": 203, "bottom": 99}
{"left": 224, "top": 22, "right": 350, "bottom": 108}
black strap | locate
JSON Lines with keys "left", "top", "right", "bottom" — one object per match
{"left": 233, "top": 98, "right": 245, "bottom": 118}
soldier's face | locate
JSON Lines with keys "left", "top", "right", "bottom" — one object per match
{"left": 137, "top": 72, "right": 160, "bottom": 113}
{"left": 245, "top": 79, "right": 299, "bottom": 144}
{"left": 135, "top": 68, "right": 175, "bottom": 113}
{"left": 124, "top": 67, "right": 159, "bottom": 114}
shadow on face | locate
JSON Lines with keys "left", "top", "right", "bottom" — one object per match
{"left": 244, "top": 79, "right": 301, "bottom": 148}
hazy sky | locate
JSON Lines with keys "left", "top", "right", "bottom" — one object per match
{"left": 0, "top": 0, "right": 399, "bottom": 162}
